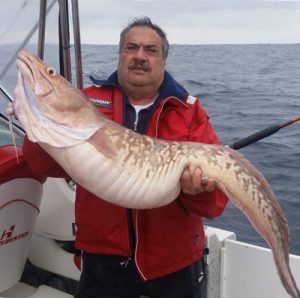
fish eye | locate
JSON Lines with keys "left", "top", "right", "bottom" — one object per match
{"left": 47, "top": 67, "right": 56, "bottom": 75}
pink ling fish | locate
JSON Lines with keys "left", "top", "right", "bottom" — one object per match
{"left": 9, "top": 49, "right": 300, "bottom": 297}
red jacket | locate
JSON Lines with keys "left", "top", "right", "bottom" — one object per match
{"left": 23, "top": 71, "right": 228, "bottom": 280}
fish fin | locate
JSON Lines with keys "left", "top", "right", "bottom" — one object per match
{"left": 214, "top": 180, "right": 246, "bottom": 212}
{"left": 88, "top": 128, "right": 118, "bottom": 159}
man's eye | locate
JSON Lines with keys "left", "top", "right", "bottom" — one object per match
{"left": 126, "top": 46, "right": 136, "bottom": 51}
{"left": 145, "top": 47, "right": 159, "bottom": 54}
{"left": 147, "top": 49, "right": 157, "bottom": 53}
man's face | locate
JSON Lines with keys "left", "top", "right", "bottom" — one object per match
{"left": 117, "top": 26, "right": 165, "bottom": 95}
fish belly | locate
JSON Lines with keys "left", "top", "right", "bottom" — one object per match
{"left": 41, "top": 141, "right": 186, "bottom": 209}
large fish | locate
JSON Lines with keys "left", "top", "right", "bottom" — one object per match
{"left": 9, "top": 49, "right": 299, "bottom": 297}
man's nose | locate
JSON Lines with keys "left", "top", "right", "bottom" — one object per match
{"left": 134, "top": 47, "right": 146, "bottom": 60}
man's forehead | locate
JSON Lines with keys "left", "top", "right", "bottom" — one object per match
{"left": 124, "top": 26, "right": 162, "bottom": 46}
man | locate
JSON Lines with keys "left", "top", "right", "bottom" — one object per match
{"left": 23, "top": 17, "right": 228, "bottom": 298}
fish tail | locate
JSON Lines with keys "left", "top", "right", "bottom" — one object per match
{"left": 280, "top": 265, "right": 300, "bottom": 298}
{"left": 272, "top": 245, "right": 299, "bottom": 298}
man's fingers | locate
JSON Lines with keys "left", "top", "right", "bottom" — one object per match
{"left": 181, "top": 167, "right": 204, "bottom": 194}
{"left": 203, "top": 179, "right": 216, "bottom": 192}
{"left": 192, "top": 168, "right": 202, "bottom": 192}
{"left": 181, "top": 167, "right": 216, "bottom": 195}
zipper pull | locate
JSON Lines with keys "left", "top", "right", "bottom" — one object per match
{"left": 133, "top": 120, "right": 138, "bottom": 131}
{"left": 120, "top": 257, "right": 131, "bottom": 268}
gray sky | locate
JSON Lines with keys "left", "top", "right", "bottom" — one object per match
{"left": 0, "top": 0, "right": 300, "bottom": 44}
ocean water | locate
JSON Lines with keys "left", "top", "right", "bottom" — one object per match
{"left": 1, "top": 43, "right": 300, "bottom": 254}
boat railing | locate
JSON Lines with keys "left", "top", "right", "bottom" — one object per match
{"left": 205, "top": 226, "right": 300, "bottom": 298}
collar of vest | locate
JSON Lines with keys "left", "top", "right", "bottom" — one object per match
{"left": 89, "top": 71, "right": 188, "bottom": 103}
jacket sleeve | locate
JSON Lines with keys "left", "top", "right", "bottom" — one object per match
{"left": 22, "top": 136, "right": 69, "bottom": 178}
{"left": 178, "top": 98, "right": 228, "bottom": 219}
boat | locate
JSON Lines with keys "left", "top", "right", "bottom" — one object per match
{"left": 0, "top": 1, "right": 299, "bottom": 297}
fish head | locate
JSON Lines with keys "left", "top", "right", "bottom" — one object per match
{"left": 14, "top": 49, "right": 101, "bottom": 147}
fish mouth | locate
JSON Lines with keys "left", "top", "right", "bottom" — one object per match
{"left": 16, "top": 51, "right": 53, "bottom": 97}
{"left": 16, "top": 55, "right": 35, "bottom": 85}
{"left": 15, "top": 68, "right": 40, "bottom": 121}
{"left": 14, "top": 54, "right": 49, "bottom": 128}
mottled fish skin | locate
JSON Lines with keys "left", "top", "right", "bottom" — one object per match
{"left": 187, "top": 144, "right": 299, "bottom": 298}
{"left": 13, "top": 49, "right": 299, "bottom": 297}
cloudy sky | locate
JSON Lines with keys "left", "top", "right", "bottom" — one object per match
{"left": 0, "top": 0, "right": 300, "bottom": 45}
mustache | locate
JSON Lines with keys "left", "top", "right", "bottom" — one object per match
{"left": 128, "top": 61, "right": 150, "bottom": 71}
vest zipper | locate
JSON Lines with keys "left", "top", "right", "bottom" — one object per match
{"left": 126, "top": 208, "right": 135, "bottom": 256}
{"left": 126, "top": 107, "right": 138, "bottom": 259}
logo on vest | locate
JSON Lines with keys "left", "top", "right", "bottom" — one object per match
{"left": 88, "top": 98, "right": 112, "bottom": 108}
{"left": 0, "top": 225, "right": 30, "bottom": 246}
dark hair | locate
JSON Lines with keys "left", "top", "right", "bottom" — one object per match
{"left": 119, "top": 16, "right": 169, "bottom": 60}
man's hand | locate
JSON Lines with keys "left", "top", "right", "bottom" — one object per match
{"left": 180, "top": 167, "right": 216, "bottom": 195}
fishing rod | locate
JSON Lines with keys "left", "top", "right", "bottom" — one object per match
{"left": 228, "top": 115, "right": 300, "bottom": 150}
